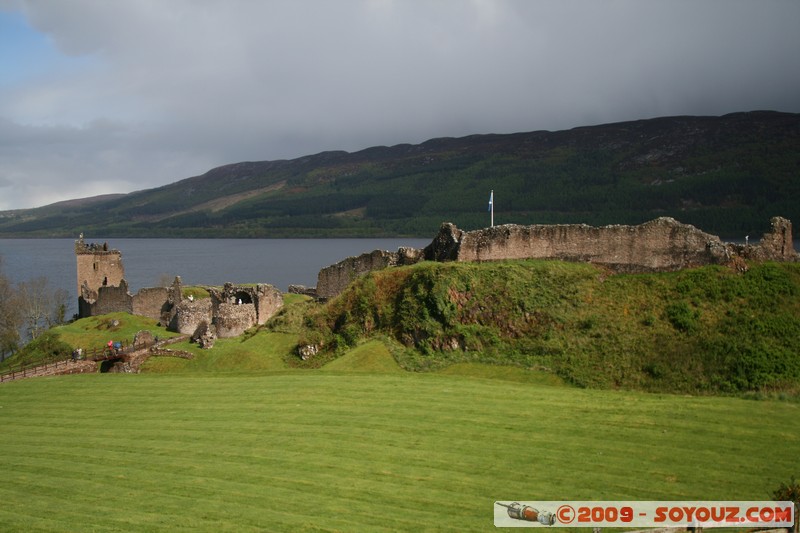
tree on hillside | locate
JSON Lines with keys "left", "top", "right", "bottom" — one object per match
{"left": 16, "top": 277, "right": 70, "bottom": 341}
{"left": 0, "top": 257, "right": 23, "bottom": 360}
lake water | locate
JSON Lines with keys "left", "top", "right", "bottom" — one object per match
{"left": 0, "top": 238, "right": 431, "bottom": 319}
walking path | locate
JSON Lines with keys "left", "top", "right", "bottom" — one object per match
{"left": 0, "top": 335, "right": 191, "bottom": 383}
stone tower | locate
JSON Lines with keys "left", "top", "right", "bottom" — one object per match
{"left": 75, "top": 236, "right": 125, "bottom": 301}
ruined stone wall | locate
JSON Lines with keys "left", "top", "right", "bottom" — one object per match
{"left": 742, "top": 217, "right": 797, "bottom": 261}
{"left": 89, "top": 280, "right": 134, "bottom": 316}
{"left": 316, "top": 216, "right": 797, "bottom": 299}
{"left": 316, "top": 247, "right": 423, "bottom": 299}
{"left": 177, "top": 282, "right": 286, "bottom": 338}
{"left": 449, "top": 217, "right": 730, "bottom": 272}
{"left": 131, "top": 287, "right": 171, "bottom": 321}
{"left": 172, "top": 299, "right": 213, "bottom": 336}
{"left": 73, "top": 237, "right": 286, "bottom": 341}
{"left": 253, "top": 284, "right": 284, "bottom": 325}
{"left": 214, "top": 303, "right": 257, "bottom": 338}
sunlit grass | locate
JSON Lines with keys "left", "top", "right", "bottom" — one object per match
{"left": 320, "top": 339, "right": 404, "bottom": 373}
{"left": 142, "top": 332, "right": 297, "bottom": 374}
{"left": 54, "top": 312, "right": 180, "bottom": 351}
{"left": 0, "top": 373, "right": 797, "bottom": 532}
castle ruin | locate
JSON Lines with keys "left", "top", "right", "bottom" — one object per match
{"left": 171, "top": 282, "right": 284, "bottom": 339}
{"left": 316, "top": 217, "right": 797, "bottom": 299}
{"left": 75, "top": 237, "right": 125, "bottom": 302}
{"left": 75, "top": 216, "right": 797, "bottom": 329}
{"left": 75, "top": 238, "right": 283, "bottom": 339}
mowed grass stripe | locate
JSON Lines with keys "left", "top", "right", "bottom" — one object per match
{"left": 1, "top": 373, "right": 798, "bottom": 532}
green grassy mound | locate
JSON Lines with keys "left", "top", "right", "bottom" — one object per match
{"left": 141, "top": 332, "right": 297, "bottom": 374}
{"left": 0, "top": 373, "right": 797, "bottom": 532}
{"left": 320, "top": 339, "right": 403, "bottom": 373}
{"left": 0, "top": 313, "right": 180, "bottom": 372}
{"left": 310, "top": 260, "right": 800, "bottom": 395}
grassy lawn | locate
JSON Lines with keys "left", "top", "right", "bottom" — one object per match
{"left": 141, "top": 332, "right": 298, "bottom": 374}
{"left": 1, "top": 371, "right": 797, "bottom": 532}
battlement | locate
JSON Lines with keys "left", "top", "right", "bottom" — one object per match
{"left": 75, "top": 236, "right": 120, "bottom": 255}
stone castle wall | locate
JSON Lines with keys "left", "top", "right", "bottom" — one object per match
{"left": 317, "top": 250, "right": 399, "bottom": 300}
{"left": 439, "top": 217, "right": 730, "bottom": 272}
{"left": 80, "top": 280, "right": 178, "bottom": 322}
{"left": 214, "top": 303, "right": 258, "bottom": 338}
{"left": 316, "top": 217, "right": 797, "bottom": 299}
{"left": 83, "top": 280, "right": 134, "bottom": 316}
{"left": 171, "top": 298, "right": 213, "bottom": 335}
{"left": 75, "top": 237, "right": 284, "bottom": 339}
{"left": 316, "top": 247, "right": 423, "bottom": 299}
{"left": 740, "top": 216, "right": 796, "bottom": 261}
{"left": 131, "top": 287, "right": 172, "bottom": 321}
{"left": 171, "top": 283, "right": 284, "bottom": 338}
{"left": 251, "top": 285, "right": 284, "bottom": 326}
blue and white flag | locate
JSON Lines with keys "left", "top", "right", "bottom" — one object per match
{"left": 488, "top": 190, "right": 493, "bottom": 212}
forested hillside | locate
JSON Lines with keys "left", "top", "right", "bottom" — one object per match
{"left": 1, "top": 111, "right": 798, "bottom": 238}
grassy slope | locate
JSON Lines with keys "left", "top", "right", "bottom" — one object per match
{"left": 1, "top": 276, "right": 799, "bottom": 530}
{"left": 0, "top": 373, "right": 797, "bottom": 532}
{"left": 0, "top": 313, "right": 182, "bottom": 372}
{"left": 314, "top": 260, "right": 800, "bottom": 395}
{"left": 55, "top": 313, "right": 182, "bottom": 349}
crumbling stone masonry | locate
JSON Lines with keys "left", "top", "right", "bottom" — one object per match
{"left": 76, "top": 238, "right": 283, "bottom": 339}
{"left": 426, "top": 217, "right": 732, "bottom": 272}
{"left": 426, "top": 216, "right": 796, "bottom": 271}
{"left": 171, "top": 282, "right": 283, "bottom": 339}
{"left": 76, "top": 238, "right": 181, "bottom": 322}
{"left": 75, "top": 237, "right": 125, "bottom": 302}
{"left": 316, "top": 247, "right": 423, "bottom": 299}
{"left": 735, "top": 216, "right": 796, "bottom": 262}
{"left": 79, "top": 277, "right": 181, "bottom": 323}
{"left": 171, "top": 298, "right": 213, "bottom": 337}
{"left": 315, "top": 217, "right": 797, "bottom": 299}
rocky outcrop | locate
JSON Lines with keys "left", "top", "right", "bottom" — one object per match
{"left": 297, "top": 343, "right": 321, "bottom": 360}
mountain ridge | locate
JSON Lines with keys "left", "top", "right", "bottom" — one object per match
{"left": 1, "top": 110, "right": 798, "bottom": 238}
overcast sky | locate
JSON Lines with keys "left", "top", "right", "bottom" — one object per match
{"left": 1, "top": 0, "right": 798, "bottom": 210}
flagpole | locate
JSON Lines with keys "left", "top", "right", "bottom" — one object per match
{"left": 490, "top": 190, "right": 494, "bottom": 227}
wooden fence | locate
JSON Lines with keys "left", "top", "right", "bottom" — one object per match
{"left": 0, "top": 357, "right": 76, "bottom": 383}
{"left": 0, "top": 337, "right": 156, "bottom": 383}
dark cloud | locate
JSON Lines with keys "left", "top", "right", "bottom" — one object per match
{"left": 0, "top": 0, "right": 798, "bottom": 209}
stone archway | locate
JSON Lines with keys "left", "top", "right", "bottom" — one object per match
{"left": 233, "top": 291, "right": 253, "bottom": 305}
